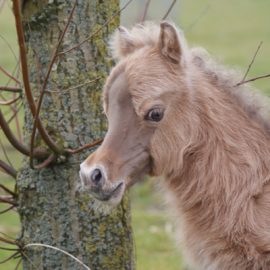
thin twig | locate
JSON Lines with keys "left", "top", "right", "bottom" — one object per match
{"left": 0, "top": 86, "right": 22, "bottom": 93}
{"left": 162, "top": 0, "right": 177, "bottom": 20}
{"left": 29, "top": 0, "right": 78, "bottom": 169}
{"left": 235, "top": 73, "right": 270, "bottom": 87}
{"left": 241, "top": 41, "right": 263, "bottom": 83}
{"left": 0, "top": 205, "right": 15, "bottom": 215}
{"left": 0, "top": 95, "right": 21, "bottom": 105}
{"left": 0, "top": 246, "right": 19, "bottom": 252}
{"left": 7, "top": 102, "right": 23, "bottom": 124}
{"left": 11, "top": 61, "right": 23, "bottom": 144}
{"left": 33, "top": 154, "right": 56, "bottom": 169}
{"left": 20, "top": 249, "right": 40, "bottom": 270}
{"left": 0, "top": 136, "right": 13, "bottom": 168}
{"left": 15, "top": 257, "right": 22, "bottom": 270}
{"left": 0, "top": 160, "right": 17, "bottom": 178}
{"left": 0, "top": 110, "right": 48, "bottom": 158}
{"left": 0, "top": 251, "right": 20, "bottom": 264}
{"left": 58, "top": 0, "right": 134, "bottom": 55}
{"left": 140, "top": 0, "right": 151, "bottom": 22}
{"left": 0, "top": 195, "right": 17, "bottom": 206}
{"left": 32, "top": 46, "right": 45, "bottom": 103}
{"left": 0, "top": 33, "right": 19, "bottom": 63}
{"left": 13, "top": 96, "right": 23, "bottom": 144}
{"left": 4, "top": 60, "right": 20, "bottom": 88}
{"left": 0, "top": 62, "right": 21, "bottom": 131}
{"left": 13, "top": 0, "right": 62, "bottom": 155}
{"left": 24, "top": 243, "right": 91, "bottom": 270}
{"left": 0, "top": 232, "right": 16, "bottom": 241}
{"left": 0, "top": 235, "right": 17, "bottom": 245}
{"left": 31, "top": 43, "right": 60, "bottom": 92}
{"left": 0, "top": 184, "right": 17, "bottom": 197}
{"left": 45, "top": 77, "right": 101, "bottom": 94}
{"left": 0, "top": 66, "right": 21, "bottom": 85}
{"left": 66, "top": 138, "right": 103, "bottom": 154}
{"left": 185, "top": 4, "right": 211, "bottom": 31}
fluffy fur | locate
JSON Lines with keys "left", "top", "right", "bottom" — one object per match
{"left": 109, "top": 22, "right": 270, "bottom": 270}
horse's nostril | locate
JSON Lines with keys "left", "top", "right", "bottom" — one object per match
{"left": 91, "top": 168, "right": 103, "bottom": 185}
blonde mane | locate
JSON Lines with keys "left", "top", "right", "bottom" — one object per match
{"left": 190, "top": 47, "right": 270, "bottom": 133}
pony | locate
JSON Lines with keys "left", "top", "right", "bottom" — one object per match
{"left": 80, "top": 22, "right": 270, "bottom": 270}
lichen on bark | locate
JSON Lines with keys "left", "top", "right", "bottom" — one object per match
{"left": 17, "top": 1, "right": 134, "bottom": 269}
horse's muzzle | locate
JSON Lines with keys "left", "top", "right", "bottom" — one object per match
{"left": 79, "top": 162, "right": 125, "bottom": 204}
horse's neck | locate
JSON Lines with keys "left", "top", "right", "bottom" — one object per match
{"left": 167, "top": 79, "right": 270, "bottom": 224}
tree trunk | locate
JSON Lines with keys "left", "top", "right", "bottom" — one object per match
{"left": 17, "top": 1, "right": 134, "bottom": 269}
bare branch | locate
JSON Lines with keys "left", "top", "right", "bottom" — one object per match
{"left": 140, "top": 0, "right": 151, "bottom": 22}
{"left": 23, "top": 243, "right": 91, "bottom": 270}
{"left": 0, "top": 251, "right": 20, "bottom": 265}
{"left": 186, "top": 4, "right": 211, "bottom": 32}
{"left": 12, "top": 93, "right": 23, "bottom": 143}
{"left": 15, "top": 257, "right": 22, "bottom": 270}
{"left": 0, "top": 195, "right": 17, "bottom": 206}
{"left": 0, "top": 66, "right": 21, "bottom": 85}
{"left": 0, "top": 235, "right": 17, "bottom": 245}
{"left": 29, "top": 1, "right": 78, "bottom": 168}
{"left": 0, "top": 184, "right": 17, "bottom": 197}
{"left": 45, "top": 77, "right": 101, "bottom": 94}
{"left": 13, "top": 0, "right": 62, "bottom": 155}
{"left": 0, "top": 64, "right": 22, "bottom": 144}
{"left": 0, "top": 110, "right": 48, "bottom": 158}
{"left": 162, "top": 0, "right": 177, "bottom": 20}
{"left": 0, "top": 205, "right": 15, "bottom": 215}
{"left": 0, "top": 232, "right": 16, "bottom": 242}
{"left": 66, "top": 138, "right": 103, "bottom": 154}
{"left": 0, "top": 246, "right": 19, "bottom": 252}
{"left": 0, "top": 160, "right": 17, "bottom": 178}
{"left": 58, "top": 0, "right": 135, "bottom": 55}
{"left": 0, "top": 33, "right": 19, "bottom": 63}
{"left": 0, "top": 86, "right": 22, "bottom": 93}
{"left": 6, "top": 101, "right": 23, "bottom": 124}
{"left": 20, "top": 249, "right": 39, "bottom": 269}
{"left": 32, "top": 154, "right": 56, "bottom": 170}
{"left": 235, "top": 73, "right": 270, "bottom": 87}
{"left": 241, "top": 41, "right": 263, "bottom": 83}
{"left": 0, "top": 136, "right": 13, "bottom": 168}
{"left": 0, "top": 95, "right": 21, "bottom": 105}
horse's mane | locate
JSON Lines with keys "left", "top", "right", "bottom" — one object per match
{"left": 190, "top": 47, "right": 270, "bottom": 133}
{"left": 110, "top": 22, "right": 270, "bottom": 133}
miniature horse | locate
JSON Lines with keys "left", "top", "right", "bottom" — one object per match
{"left": 80, "top": 22, "right": 270, "bottom": 269}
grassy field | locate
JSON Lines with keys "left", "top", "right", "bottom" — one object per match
{"left": 1, "top": 0, "right": 270, "bottom": 269}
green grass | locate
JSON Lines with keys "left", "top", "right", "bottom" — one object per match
{"left": 131, "top": 180, "right": 183, "bottom": 270}
{"left": 1, "top": 0, "right": 270, "bottom": 269}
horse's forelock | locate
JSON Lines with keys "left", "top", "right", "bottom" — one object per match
{"left": 109, "top": 22, "right": 161, "bottom": 61}
{"left": 109, "top": 21, "right": 190, "bottom": 63}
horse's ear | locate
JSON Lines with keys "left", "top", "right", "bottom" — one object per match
{"left": 159, "top": 22, "right": 182, "bottom": 64}
{"left": 110, "top": 26, "right": 135, "bottom": 60}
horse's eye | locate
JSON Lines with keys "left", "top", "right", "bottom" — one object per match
{"left": 145, "top": 108, "right": 164, "bottom": 122}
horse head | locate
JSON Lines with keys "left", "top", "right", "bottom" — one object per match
{"left": 80, "top": 22, "right": 192, "bottom": 205}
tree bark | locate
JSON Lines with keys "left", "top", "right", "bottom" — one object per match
{"left": 17, "top": 1, "right": 134, "bottom": 269}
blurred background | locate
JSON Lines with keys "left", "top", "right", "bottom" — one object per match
{"left": 0, "top": 0, "right": 269, "bottom": 269}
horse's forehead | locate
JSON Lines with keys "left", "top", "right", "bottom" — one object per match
{"left": 103, "top": 68, "right": 133, "bottom": 116}
{"left": 103, "top": 57, "right": 169, "bottom": 115}
{"left": 109, "top": 72, "right": 129, "bottom": 104}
